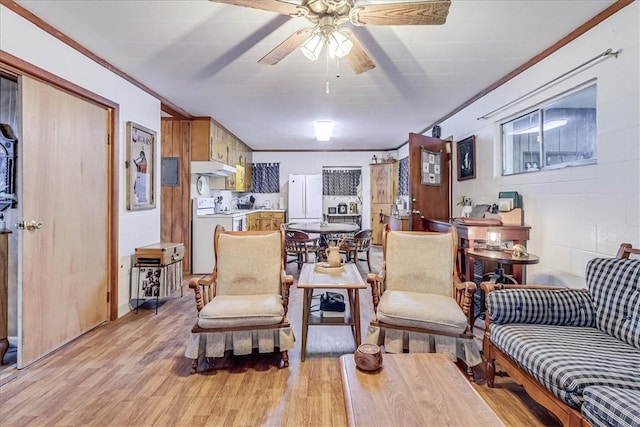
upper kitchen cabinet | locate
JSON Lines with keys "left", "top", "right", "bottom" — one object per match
{"left": 191, "top": 118, "right": 252, "bottom": 168}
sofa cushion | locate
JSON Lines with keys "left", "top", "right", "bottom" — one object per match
{"left": 587, "top": 258, "right": 640, "bottom": 349}
{"left": 491, "top": 324, "right": 640, "bottom": 409}
{"left": 197, "top": 294, "right": 284, "bottom": 328}
{"left": 582, "top": 386, "right": 640, "bottom": 427}
{"left": 487, "top": 288, "right": 595, "bottom": 326}
{"left": 377, "top": 290, "right": 468, "bottom": 335}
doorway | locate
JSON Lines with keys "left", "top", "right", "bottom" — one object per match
{"left": 0, "top": 70, "right": 116, "bottom": 373}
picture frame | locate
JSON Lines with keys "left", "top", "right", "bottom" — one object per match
{"left": 127, "top": 121, "right": 156, "bottom": 210}
{"left": 457, "top": 135, "right": 476, "bottom": 181}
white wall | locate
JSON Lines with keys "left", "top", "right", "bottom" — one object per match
{"left": 253, "top": 151, "right": 395, "bottom": 230}
{"left": 436, "top": 3, "right": 640, "bottom": 287}
{"left": 1, "top": 5, "right": 162, "bottom": 316}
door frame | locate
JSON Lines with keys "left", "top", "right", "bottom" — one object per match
{"left": 1, "top": 50, "right": 120, "bottom": 321}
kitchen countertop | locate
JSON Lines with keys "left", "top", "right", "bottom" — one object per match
{"left": 197, "top": 208, "right": 285, "bottom": 218}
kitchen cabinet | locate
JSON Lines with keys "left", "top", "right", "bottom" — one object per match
{"left": 234, "top": 157, "right": 252, "bottom": 192}
{"left": 246, "top": 211, "right": 285, "bottom": 231}
{"left": 191, "top": 118, "right": 215, "bottom": 162}
{"left": 370, "top": 162, "right": 398, "bottom": 245}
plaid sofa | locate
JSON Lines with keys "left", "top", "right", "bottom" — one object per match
{"left": 484, "top": 257, "right": 640, "bottom": 426}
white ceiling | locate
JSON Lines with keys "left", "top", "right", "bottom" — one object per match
{"left": 14, "top": 0, "right": 618, "bottom": 151}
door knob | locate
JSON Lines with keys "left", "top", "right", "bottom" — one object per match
{"left": 17, "top": 220, "right": 43, "bottom": 231}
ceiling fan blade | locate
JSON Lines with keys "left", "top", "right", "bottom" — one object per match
{"left": 208, "top": 0, "right": 302, "bottom": 17}
{"left": 349, "top": 1, "right": 451, "bottom": 26}
{"left": 258, "top": 28, "right": 315, "bottom": 65}
{"left": 341, "top": 30, "right": 375, "bottom": 75}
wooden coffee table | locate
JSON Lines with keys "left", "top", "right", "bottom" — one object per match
{"left": 298, "top": 263, "right": 367, "bottom": 361}
{"left": 340, "top": 353, "right": 505, "bottom": 427}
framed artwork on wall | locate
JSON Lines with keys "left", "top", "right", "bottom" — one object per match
{"left": 457, "top": 135, "right": 476, "bottom": 181}
{"left": 127, "top": 121, "right": 156, "bottom": 210}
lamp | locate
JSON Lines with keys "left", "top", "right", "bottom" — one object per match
{"left": 486, "top": 229, "right": 502, "bottom": 250}
{"left": 314, "top": 120, "right": 333, "bottom": 141}
{"left": 328, "top": 31, "right": 353, "bottom": 59}
{"left": 300, "top": 34, "right": 324, "bottom": 61}
{"left": 300, "top": 27, "right": 353, "bottom": 62}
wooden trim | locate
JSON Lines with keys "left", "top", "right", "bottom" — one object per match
{"left": 401, "top": 0, "right": 635, "bottom": 149}
{"left": 0, "top": 0, "right": 192, "bottom": 120}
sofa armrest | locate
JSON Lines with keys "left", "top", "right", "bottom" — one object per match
{"left": 483, "top": 284, "right": 595, "bottom": 328}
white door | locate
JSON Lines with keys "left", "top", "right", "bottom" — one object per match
{"left": 288, "top": 174, "right": 305, "bottom": 220}
{"left": 19, "top": 76, "right": 109, "bottom": 368}
{"left": 305, "top": 174, "right": 323, "bottom": 220}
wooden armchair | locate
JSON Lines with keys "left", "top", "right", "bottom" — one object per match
{"left": 366, "top": 225, "right": 481, "bottom": 371}
{"left": 185, "top": 225, "right": 294, "bottom": 373}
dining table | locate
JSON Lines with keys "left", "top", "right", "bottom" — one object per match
{"left": 287, "top": 222, "right": 361, "bottom": 255}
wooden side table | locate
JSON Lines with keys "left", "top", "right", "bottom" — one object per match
{"left": 467, "top": 248, "right": 539, "bottom": 319}
{"left": 297, "top": 263, "right": 367, "bottom": 361}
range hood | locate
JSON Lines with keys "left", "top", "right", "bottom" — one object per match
{"left": 191, "top": 161, "right": 236, "bottom": 177}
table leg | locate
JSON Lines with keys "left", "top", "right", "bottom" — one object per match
{"left": 301, "top": 288, "right": 312, "bottom": 362}
{"left": 353, "top": 289, "right": 361, "bottom": 346}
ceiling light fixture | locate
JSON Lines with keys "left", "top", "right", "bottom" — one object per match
{"left": 300, "top": 24, "right": 353, "bottom": 62}
{"left": 314, "top": 120, "right": 334, "bottom": 141}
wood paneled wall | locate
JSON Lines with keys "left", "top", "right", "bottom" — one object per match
{"left": 161, "top": 119, "right": 191, "bottom": 271}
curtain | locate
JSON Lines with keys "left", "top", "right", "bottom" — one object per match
{"left": 323, "top": 169, "right": 361, "bottom": 196}
{"left": 399, "top": 157, "right": 409, "bottom": 196}
{"left": 251, "top": 163, "right": 280, "bottom": 193}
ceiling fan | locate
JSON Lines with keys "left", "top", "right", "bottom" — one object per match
{"left": 208, "top": 0, "right": 451, "bottom": 74}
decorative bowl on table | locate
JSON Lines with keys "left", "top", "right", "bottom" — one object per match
{"left": 354, "top": 343, "right": 382, "bottom": 372}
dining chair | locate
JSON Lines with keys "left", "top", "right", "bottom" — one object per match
{"left": 340, "top": 228, "right": 373, "bottom": 271}
{"left": 282, "top": 224, "right": 319, "bottom": 269}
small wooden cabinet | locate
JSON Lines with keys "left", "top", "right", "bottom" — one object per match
{"left": 370, "top": 162, "right": 398, "bottom": 245}
{"left": 246, "top": 211, "right": 285, "bottom": 231}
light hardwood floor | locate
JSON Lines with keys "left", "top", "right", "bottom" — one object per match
{"left": 0, "top": 246, "right": 559, "bottom": 426}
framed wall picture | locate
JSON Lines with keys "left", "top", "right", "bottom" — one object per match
{"left": 127, "top": 121, "right": 156, "bottom": 210}
{"left": 457, "top": 135, "right": 476, "bottom": 181}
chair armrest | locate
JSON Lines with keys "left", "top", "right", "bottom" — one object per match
{"left": 188, "top": 273, "right": 217, "bottom": 313}
{"left": 482, "top": 283, "right": 594, "bottom": 329}
{"left": 453, "top": 276, "right": 476, "bottom": 326}
{"left": 281, "top": 270, "right": 294, "bottom": 316}
{"left": 366, "top": 269, "right": 386, "bottom": 313}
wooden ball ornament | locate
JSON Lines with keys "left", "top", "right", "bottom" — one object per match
{"left": 354, "top": 343, "right": 382, "bottom": 371}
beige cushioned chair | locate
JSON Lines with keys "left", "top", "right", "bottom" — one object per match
{"left": 185, "top": 225, "right": 295, "bottom": 373}
{"left": 366, "top": 225, "right": 481, "bottom": 371}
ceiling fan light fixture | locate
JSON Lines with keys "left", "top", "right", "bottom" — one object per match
{"left": 329, "top": 30, "right": 353, "bottom": 59}
{"left": 314, "top": 120, "right": 334, "bottom": 141}
{"left": 300, "top": 34, "right": 324, "bottom": 61}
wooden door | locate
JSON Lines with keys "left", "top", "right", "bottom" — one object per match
{"left": 370, "top": 163, "right": 398, "bottom": 244}
{"left": 19, "top": 76, "right": 109, "bottom": 368}
{"left": 408, "top": 133, "right": 450, "bottom": 230}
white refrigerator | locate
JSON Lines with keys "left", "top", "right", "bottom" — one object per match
{"left": 288, "top": 174, "right": 323, "bottom": 223}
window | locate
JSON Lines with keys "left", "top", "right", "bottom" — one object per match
{"left": 322, "top": 168, "right": 361, "bottom": 196}
{"left": 502, "top": 85, "right": 597, "bottom": 175}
